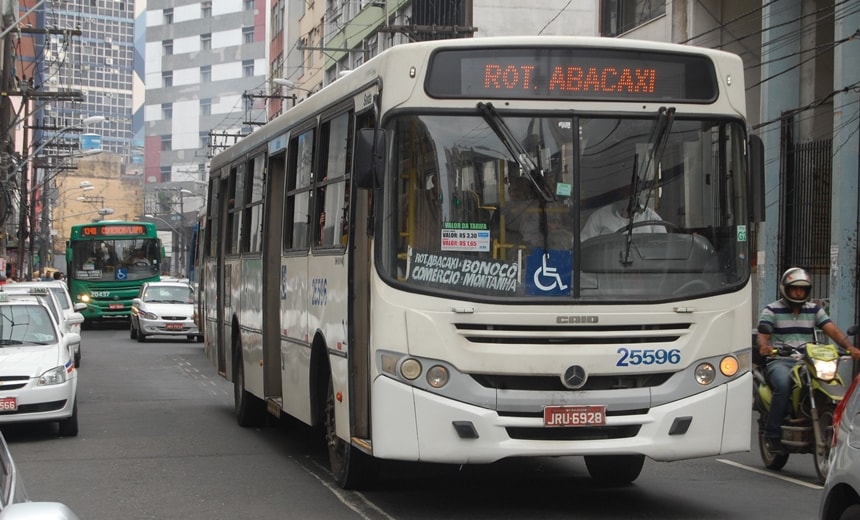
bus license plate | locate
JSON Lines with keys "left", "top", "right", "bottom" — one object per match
{"left": 109, "top": 303, "right": 124, "bottom": 310}
{"left": 0, "top": 397, "right": 17, "bottom": 412}
{"left": 543, "top": 405, "right": 605, "bottom": 427}
{"left": 165, "top": 323, "right": 183, "bottom": 331}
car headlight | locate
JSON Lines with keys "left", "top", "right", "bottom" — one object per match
{"left": 39, "top": 366, "right": 68, "bottom": 386}
{"left": 142, "top": 311, "right": 159, "bottom": 320}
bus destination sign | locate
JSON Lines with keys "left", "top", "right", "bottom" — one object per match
{"left": 426, "top": 47, "right": 718, "bottom": 103}
{"left": 81, "top": 224, "right": 148, "bottom": 237}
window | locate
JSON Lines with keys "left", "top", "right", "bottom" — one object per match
{"left": 162, "top": 71, "right": 173, "bottom": 87}
{"left": 244, "top": 0, "right": 254, "bottom": 10}
{"left": 600, "top": 0, "right": 665, "bottom": 36}
{"left": 161, "top": 135, "right": 172, "bottom": 151}
{"left": 162, "top": 103, "right": 172, "bottom": 119}
{"left": 201, "top": 65, "right": 211, "bottom": 83}
{"left": 202, "top": 1, "right": 211, "bottom": 18}
{"left": 200, "top": 98, "right": 211, "bottom": 116}
{"left": 160, "top": 166, "right": 172, "bottom": 182}
{"left": 284, "top": 129, "right": 315, "bottom": 250}
{"left": 243, "top": 60, "right": 254, "bottom": 77}
{"left": 315, "top": 112, "right": 353, "bottom": 248}
{"left": 163, "top": 8, "right": 173, "bottom": 24}
{"left": 243, "top": 27, "right": 254, "bottom": 43}
{"left": 201, "top": 34, "right": 211, "bottom": 51}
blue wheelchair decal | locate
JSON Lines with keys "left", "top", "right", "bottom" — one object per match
{"left": 116, "top": 268, "right": 128, "bottom": 280}
{"left": 525, "top": 250, "right": 571, "bottom": 296}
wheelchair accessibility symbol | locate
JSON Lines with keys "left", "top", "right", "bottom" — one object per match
{"left": 116, "top": 268, "right": 128, "bottom": 280}
{"left": 525, "top": 250, "right": 571, "bottom": 296}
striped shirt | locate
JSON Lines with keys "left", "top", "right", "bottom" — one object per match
{"left": 758, "top": 299, "right": 831, "bottom": 348}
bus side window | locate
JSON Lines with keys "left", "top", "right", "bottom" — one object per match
{"left": 316, "top": 112, "right": 353, "bottom": 248}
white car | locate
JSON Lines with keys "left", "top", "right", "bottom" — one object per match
{"left": 7, "top": 282, "right": 86, "bottom": 367}
{"left": 0, "top": 430, "right": 79, "bottom": 519}
{"left": 0, "top": 293, "right": 80, "bottom": 436}
{"left": 819, "top": 368, "right": 860, "bottom": 520}
{"left": 130, "top": 281, "right": 202, "bottom": 343}
{"left": 1, "top": 285, "right": 84, "bottom": 368}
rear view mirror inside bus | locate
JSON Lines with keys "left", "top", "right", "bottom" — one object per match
{"left": 355, "top": 128, "right": 386, "bottom": 189}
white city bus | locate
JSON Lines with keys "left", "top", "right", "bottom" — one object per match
{"left": 202, "top": 36, "right": 758, "bottom": 488}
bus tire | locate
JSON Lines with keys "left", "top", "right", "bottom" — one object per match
{"left": 325, "top": 377, "right": 376, "bottom": 489}
{"left": 584, "top": 454, "right": 644, "bottom": 485}
{"left": 233, "top": 342, "right": 266, "bottom": 427}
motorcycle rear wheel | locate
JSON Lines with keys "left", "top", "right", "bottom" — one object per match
{"left": 758, "top": 429, "right": 789, "bottom": 470}
{"left": 813, "top": 402, "right": 836, "bottom": 484}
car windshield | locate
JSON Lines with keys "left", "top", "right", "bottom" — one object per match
{"left": 71, "top": 238, "right": 161, "bottom": 281}
{"left": 0, "top": 305, "right": 58, "bottom": 345}
{"left": 143, "top": 286, "right": 194, "bottom": 304}
{"left": 378, "top": 112, "right": 750, "bottom": 302}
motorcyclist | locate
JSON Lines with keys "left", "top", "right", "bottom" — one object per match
{"left": 757, "top": 267, "right": 860, "bottom": 454}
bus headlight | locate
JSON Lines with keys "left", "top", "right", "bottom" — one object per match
{"left": 400, "top": 358, "right": 422, "bottom": 380}
{"left": 695, "top": 363, "right": 716, "bottom": 385}
{"left": 426, "top": 365, "right": 449, "bottom": 388}
{"left": 80, "top": 294, "right": 91, "bottom": 303}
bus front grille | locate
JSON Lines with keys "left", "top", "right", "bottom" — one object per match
{"left": 506, "top": 424, "right": 641, "bottom": 441}
{"left": 454, "top": 322, "right": 692, "bottom": 345}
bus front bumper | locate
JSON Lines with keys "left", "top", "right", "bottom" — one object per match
{"left": 369, "top": 371, "right": 752, "bottom": 463}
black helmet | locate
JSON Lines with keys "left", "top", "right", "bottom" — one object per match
{"left": 779, "top": 267, "right": 812, "bottom": 304}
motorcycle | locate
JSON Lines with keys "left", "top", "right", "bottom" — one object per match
{"left": 752, "top": 338, "right": 851, "bottom": 483}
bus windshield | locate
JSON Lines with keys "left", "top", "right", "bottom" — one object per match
{"left": 380, "top": 111, "right": 750, "bottom": 302}
{"left": 70, "top": 238, "right": 161, "bottom": 281}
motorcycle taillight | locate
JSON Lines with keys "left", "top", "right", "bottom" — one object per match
{"left": 832, "top": 372, "right": 860, "bottom": 448}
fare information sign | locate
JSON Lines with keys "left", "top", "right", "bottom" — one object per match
{"left": 426, "top": 47, "right": 718, "bottom": 103}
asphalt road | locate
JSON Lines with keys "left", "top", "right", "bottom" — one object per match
{"left": 1, "top": 321, "right": 827, "bottom": 519}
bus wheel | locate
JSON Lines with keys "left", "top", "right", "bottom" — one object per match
{"left": 584, "top": 455, "right": 644, "bottom": 485}
{"left": 233, "top": 344, "right": 266, "bottom": 427}
{"left": 325, "top": 377, "right": 376, "bottom": 489}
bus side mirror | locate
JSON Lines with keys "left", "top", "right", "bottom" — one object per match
{"left": 354, "top": 128, "right": 386, "bottom": 190}
{"left": 749, "top": 134, "right": 764, "bottom": 223}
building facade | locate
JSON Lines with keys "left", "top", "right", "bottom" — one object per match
{"left": 143, "top": 0, "right": 268, "bottom": 274}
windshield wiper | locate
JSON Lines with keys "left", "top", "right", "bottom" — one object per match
{"left": 0, "top": 339, "right": 24, "bottom": 346}
{"left": 477, "top": 102, "right": 555, "bottom": 202}
{"left": 622, "top": 106, "right": 675, "bottom": 266}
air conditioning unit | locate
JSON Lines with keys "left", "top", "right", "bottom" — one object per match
{"left": 105, "top": 58, "right": 113, "bottom": 65}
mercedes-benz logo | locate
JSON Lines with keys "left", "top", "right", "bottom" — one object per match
{"left": 561, "top": 365, "right": 588, "bottom": 389}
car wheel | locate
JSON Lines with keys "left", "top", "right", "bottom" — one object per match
{"left": 130, "top": 319, "right": 137, "bottom": 339}
{"left": 187, "top": 335, "right": 195, "bottom": 342}
{"left": 58, "top": 399, "right": 79, "bottom": 437}
{"left": 137, "top": 329, "right": 146, "bottom": 343}
{"left": 74, "top": 347, "right": 81, "bottom": 369}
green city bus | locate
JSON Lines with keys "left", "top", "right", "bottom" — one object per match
{"left": 66, "top": 221, "right": 162, "bottom": 322}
